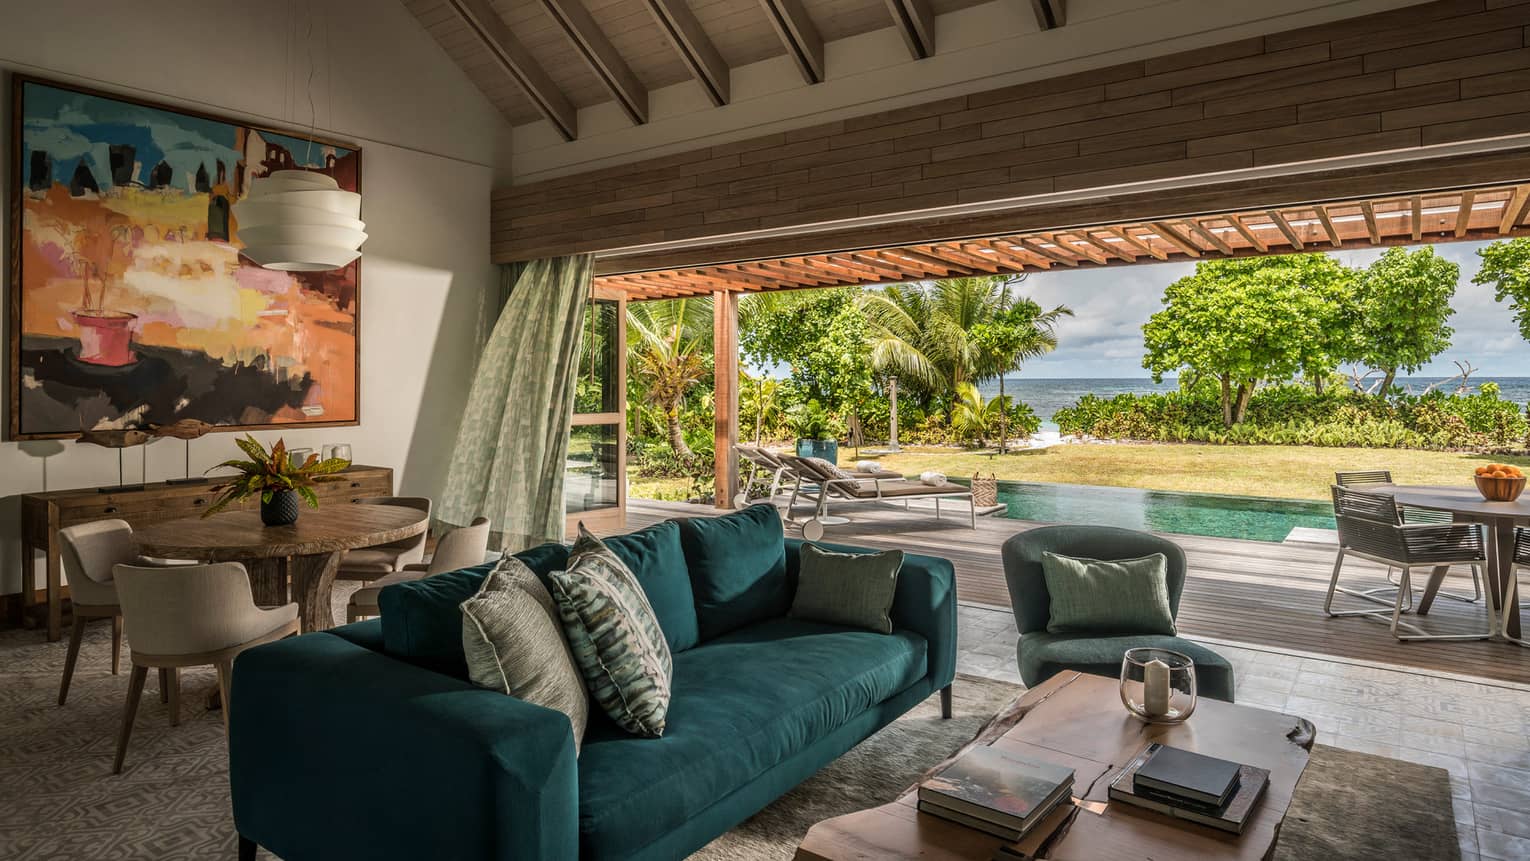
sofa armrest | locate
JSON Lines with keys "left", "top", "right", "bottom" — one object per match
{"left": 230, "top": 631, "right": 578, "bottom": 861}
{"left": 786, "top": 538, "right": 957, "bottom": 690}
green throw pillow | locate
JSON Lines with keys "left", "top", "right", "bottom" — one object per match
{"left": 789, "top": 543, "right": 904, "bottom": 634}
{"left": 1040, "top": 551, "right": 1176, "bottom": 635}
{"left": 548, "top": 525, "right": 673, "bottom": 737}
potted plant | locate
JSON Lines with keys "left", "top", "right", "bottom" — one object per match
{"left": 204, "top": 435, "right": 351, "bottom": 525}
{"left": 788, "top": 400, "right": 841, "bottom": 464}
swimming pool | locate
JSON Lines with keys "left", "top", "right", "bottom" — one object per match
{"left": 983, "top": 480, "right": 1336, "bottom": 543}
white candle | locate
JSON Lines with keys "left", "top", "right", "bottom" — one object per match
{"left": 1144, "top": 658, "right": 1171, "bottom": 718}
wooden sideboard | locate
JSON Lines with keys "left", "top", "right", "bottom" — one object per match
{"left": 17, "top": 465, "right": 393, "bottom": 641}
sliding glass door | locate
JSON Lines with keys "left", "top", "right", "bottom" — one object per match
{"left": 564, "top": 287, "right": 625, "bottom": 534}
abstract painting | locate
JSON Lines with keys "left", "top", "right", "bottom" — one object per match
{"left": 7, "top": 76, "right": 361, "bottom": 440}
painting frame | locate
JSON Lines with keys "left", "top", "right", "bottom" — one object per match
{"left": 7, "top": 72, "right": 363, "bottom": 441}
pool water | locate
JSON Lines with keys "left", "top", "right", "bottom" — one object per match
{"left": 988, "top": 480, "right": 1336, "bottom": 543}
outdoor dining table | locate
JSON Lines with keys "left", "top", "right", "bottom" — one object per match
{"left": 132, "top": 504, "right": 429, "bottom": 633}
{"left": 1378, "top": 484, "right": 1525, "bottom": 641}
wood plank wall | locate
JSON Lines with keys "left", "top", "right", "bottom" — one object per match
{"left": 493, "top": 0, "right": 1530, "bottom": 264}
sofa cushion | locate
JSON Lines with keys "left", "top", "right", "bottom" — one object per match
{"left": 576, "top": 616, "right": 927, "bottom": 857}
{"left": 602, "top": 520, "right": 699, "bottom": 652}
{"left": 790, "top": 543, "right": 903, "bottom": 634}
{"left": 679, "top": 504, "right": 790, "bottom": 641}
{"left": 380, "top": 541, "right": 569, "bottom": 676}
{"left": 1018, "top": 632, "right": 1235, "bottom": 703}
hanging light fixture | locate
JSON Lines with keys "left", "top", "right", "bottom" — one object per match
{"left": 234, "top": 0, "right": 364, "bottom": 272}
{"left": 234, "top": 170, "right": 365, "bottom": 271}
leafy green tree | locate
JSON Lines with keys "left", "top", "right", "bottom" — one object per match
{"left": 740, "top": 288, "right": 875, "bottom": 432}
{"left": 1473, "top": 237, "right": 1530, "bottom": 342}
{"left": 970, "top": 298, "right": 1072, "bottom": 451}
{"left": 627, "top": 297, "right": 713, "bottom": 457}
{"left": 1352, "top": 246, "right": 1458, "bottom": 393}
{"left": 1143, "top": 255, "right": 1356, "bottom": 427}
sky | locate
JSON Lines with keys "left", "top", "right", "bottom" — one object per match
{"left": 1012, "top": 239, "right": 1529, "bottom": 379}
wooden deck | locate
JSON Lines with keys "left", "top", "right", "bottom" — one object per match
{"left": 623, "top": 498, "right": 1530, "bottom": 687}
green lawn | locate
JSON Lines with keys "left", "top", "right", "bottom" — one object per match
{"left": 627, "top": 443, "right": 1530, "bottom": 503}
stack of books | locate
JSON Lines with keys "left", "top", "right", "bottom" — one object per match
{"left": 917, "top": 746, "right": 1076, "bottom": 843}
{"left": 1108, "top": 743, "right": 1270, "bottom": 834}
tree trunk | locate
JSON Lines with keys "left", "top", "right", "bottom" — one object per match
{"left": 997, "top": 377, "right": 1008, "bottom": 454}
{"left": 1312, "top": 374, "right": 1325, "bottom": 395}
{"left": 888, "top": 377, "right": 900, "bottom": 452}
{"left": 1381, "top": 367, "right": 1397, "bottom": 393}
{"left": 665, "top": 407, "right": 692, "bottom": 457}
{"left": 1232, "top": 382, "right": 1254, "bottom": 425}
{"left": 1219, "top": 375, "right": 1234, "bottom": 428}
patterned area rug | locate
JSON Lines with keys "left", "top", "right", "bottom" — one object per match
{"left": 1, "top": 623, "right": 1457, "bottom": 861}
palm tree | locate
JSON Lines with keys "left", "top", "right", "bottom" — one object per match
{"left": 857, "top": 275, "right": 1070, "bottom": 449}
{"left": 951, "top": 382, "right": 1011, "bottom": 447}
{"left": 627, "top": 297, "right": 713, "bottom": 457}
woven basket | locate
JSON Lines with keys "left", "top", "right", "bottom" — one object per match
{"left": 971, "top": 472, "right": 998, "bottom": 508}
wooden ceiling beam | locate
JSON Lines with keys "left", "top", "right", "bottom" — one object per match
{"left": 1266, "top": 210, "right": 1305, "bottom": 250}
{"left": 962, "top": 243, "right": 1030, "bottom": 273}
{"left": 1077, "top": 230, "right": 1136, "bottom": 262}
{"left": 1499, "top": 185, "right": 1530, "bottom": 234}
{"left": 1360, "top": 201, "right": 1381, "bottom": 243}
{"left": 1313, "top": 205, "right": 1343, "bottom": 248}
{"left": 810, "top": 255, "right": 886, "bottom": 282}
{"left": 1049, "top": 233, "right": 1107, "bottom": 265}
{"left": 1149, "top": 222, "right": 1202, "bottom": 258}
{"left": 1224, "top": 214, "right": 1268, "bottom": 252}
{"left": 643, "top": 0, "right": 730, "bottom": 106}
{"left": 878, "top": 247, "right": 956, "bottom": 276}
{"left": 884, "top": 0, "right": 935, "bottom": 60}
{"left": 760, "top": 0, "right": 825, "bottom": 84}
{"left": 446, "top": 0, "right": 578, "bottom": 140}
{"left": 840, "top": 253, "right": 912, "bottom": 280}
{"left": 919, "top": 244, "right": 997, "bottom": 273}
{"left": 1028, "top": 0, "right": 1065, "bottom": 30}
{"left": 1014, "top": 237, "right": 1078, "bottom": 267}
{"left": 1184, "top": 220, "right": 1235, "bottom": 255}
{"left": 742, "top": 261, "right": 827, "bottom": 286}
{"left": 1454, "top": 191, "right": 1476, "bottom": 238}
{"left": 536, "top": 0, "right": 648, "bottom": 124}
{"left": 1104, "top": 227, "right": 1165, "bottom": 261}
{"left": 968, "top": 238, "right": 1047, "bottom": 270}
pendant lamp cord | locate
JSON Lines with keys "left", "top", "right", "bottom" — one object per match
{"left": 303, "top": 0, "right": 318, "bottom": 168}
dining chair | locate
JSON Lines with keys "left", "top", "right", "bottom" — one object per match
{"left": 1325, "top": 486, "right": 1492, "bottom": 641}
{"left": 57, "top": 520, "right": 195, "bottom": 707}
{"left": 110, "top": 562, "right": 298, "bottom": 774}
{"left": 1333, "top": 470, "right": 1481, "bottom": 603}
{"left": 345, "top": 517, "right": 491, "bottom": 622}
{"left": 336, "top": 496, "right": 432, "bottom": 581}
{"left": 1507, "top": 528, "right": 1530, "bottom": 648}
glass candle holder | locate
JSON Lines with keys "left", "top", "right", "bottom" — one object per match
{"left": 287, "top": 448, "right": 314, "bottom": 469}
{"left": 1120, "top": 647, "right": 1197, "bottom": 725}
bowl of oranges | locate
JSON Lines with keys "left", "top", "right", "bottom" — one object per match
{"left": 1473, "top": 463, "right": 1526, "bottom": 502}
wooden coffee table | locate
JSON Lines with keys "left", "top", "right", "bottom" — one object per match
{"left": 797, "top": 672, "right": 1314, "bottom": 861}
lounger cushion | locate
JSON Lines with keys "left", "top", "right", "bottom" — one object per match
{"left": 679, "top": 504, "right": 790, "bottom": 641}
{"left": 845, "top": 480, "right": 969, "bottom": 499}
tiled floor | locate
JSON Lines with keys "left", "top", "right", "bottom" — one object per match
{"left": 954, "top": 603, "right": 1530, "bottom": 861}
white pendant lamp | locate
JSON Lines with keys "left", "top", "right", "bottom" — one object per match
{"left": 234, "top": 169, "right": 366, "bottom": 271}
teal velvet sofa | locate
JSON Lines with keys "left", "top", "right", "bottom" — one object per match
{"left": 229, "top": 505, "right": 957, "bottom": 861}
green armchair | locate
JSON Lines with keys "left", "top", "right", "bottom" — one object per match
{"left": 1000, "top": 525, "right": 1235, "bottom": 702}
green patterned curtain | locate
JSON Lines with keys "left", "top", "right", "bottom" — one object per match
{"left": 438, "top": 255, "right": 593, "bottom": 552}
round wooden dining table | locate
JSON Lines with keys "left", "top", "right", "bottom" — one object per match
{"left": 133, "top": 504, "right": 429, "bottom": 632}
{"left": 1379, "top": 484, "right": 1526, "bottom": 641}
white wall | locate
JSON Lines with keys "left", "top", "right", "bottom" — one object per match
{"left": 510, "top": 0, "right": 1432, "bottom": 182}
{"left": 0, "top": 0, "right": 513, "bottom": 596}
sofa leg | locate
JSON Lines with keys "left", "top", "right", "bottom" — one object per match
{"left": 238, "top": 834, "right": 257, "bottom": 861}
{"left": 940, "top": 684, "right": 952, "bottom": 719}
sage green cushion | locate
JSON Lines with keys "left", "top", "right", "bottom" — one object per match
{"left": 1018, "top": 632, "right": 1235, "bottom": 703}
{"left": 790, "top": 543, "right": 903, "bottom": 634}
{"left": 1041, "top": 551, "right": 1175, "bottom": 635}
{"left": 460, "top": 557, "right": 589, "bottom": 751}
{"left": 679, "top": 504, "right": 790, "bottom": 641}
{"left": 549, "top": 526, "right": 673, "bottom": 737}
{"left": 576, "top": 616, "right": 928, "bottom": 858}
{"left": 602, "top": 520, "right": 699, "bottom": 652}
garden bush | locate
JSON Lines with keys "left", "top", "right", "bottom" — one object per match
{"left": 1054, "top": 384, "right": 1529, "bottom": 451}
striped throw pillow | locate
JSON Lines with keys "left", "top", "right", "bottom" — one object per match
{"left": 548, "top": 524, "right": 673, "bottom": 737}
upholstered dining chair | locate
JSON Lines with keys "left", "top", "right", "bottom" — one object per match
{"left": 999, "top": 525, "right": 1236, "bottom": 702}
{"left": 336, "top": 497, "right": 432, "bottom": 581}
{"left": 111, "top": 562, "right": 298, "bottom": 774}
{"left": 346, "top": 517, "right": 491, "bottom": 622}
{"left": 57, "top": 520, "right": 193, "bottom": 707}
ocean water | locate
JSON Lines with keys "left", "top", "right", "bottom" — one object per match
{"left": 975, "top": 376, "right": 1530, "bottom": 425}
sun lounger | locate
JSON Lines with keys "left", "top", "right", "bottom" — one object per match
{"left": 733, "top": 445, "right": 901, "bottom": 507}
{"left": 779, "top": 453, "right": 975, "bottom": 540}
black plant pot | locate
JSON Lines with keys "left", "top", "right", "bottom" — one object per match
{"left": 261, "top": 489, "right": 301, "bottom": 526}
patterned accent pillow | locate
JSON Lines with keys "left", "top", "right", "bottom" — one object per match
{"left": 548, "top": 524, "right": 673, "bottom": 737}
{"left": 461, "top": 557, "right": 590, "bottom": 750}
{"left": 807, "top": 456, "right": 858, "bottom": 481}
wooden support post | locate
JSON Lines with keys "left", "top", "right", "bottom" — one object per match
{"left": 713, "top": 290, "right": 740, "bottom": 509}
